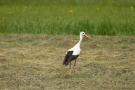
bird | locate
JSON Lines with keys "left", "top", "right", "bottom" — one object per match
{"left": 62, "top": 31, "right": 91, "bottom": 74}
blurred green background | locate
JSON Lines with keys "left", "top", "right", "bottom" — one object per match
{"left": 0, "top": 0, "right": 135, "bottom": 35}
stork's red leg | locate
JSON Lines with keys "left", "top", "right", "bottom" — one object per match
{"left": 74, "top": 60, "right": 76, "bottom": 74}
{"left": 69, "top": 62, "right": 72, "bottom": 74}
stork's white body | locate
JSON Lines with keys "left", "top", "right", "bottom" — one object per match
{"left": 68, "top": 45, "right": 81, "bottom": 55}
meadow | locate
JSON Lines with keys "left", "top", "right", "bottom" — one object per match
{"left": 0, "top": 0, "right": 135, "bottom": 35}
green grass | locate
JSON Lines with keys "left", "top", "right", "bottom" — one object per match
{"left": 0, "top": 0, "right": 135, "bottom": 35}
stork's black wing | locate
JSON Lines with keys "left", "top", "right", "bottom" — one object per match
{"left": 62, "top": 51, "right": 73, "bottom": 65}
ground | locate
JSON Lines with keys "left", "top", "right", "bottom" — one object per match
{"left": 0, "top": 34, "right": 135, "bottom": 90}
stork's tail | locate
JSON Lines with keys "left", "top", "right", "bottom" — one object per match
{"left": 62, "top": 59, "right": 71, "bottom": 66}
{"left": 62, "top": 61, "right": 69, "bottom": 66}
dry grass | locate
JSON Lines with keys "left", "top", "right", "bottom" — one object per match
{"left": 0, "top": 34, "right": 135, "bottom": 90}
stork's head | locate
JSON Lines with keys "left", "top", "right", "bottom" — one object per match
{"left": 80, "top": 31, "right": 91, "bottom": 39}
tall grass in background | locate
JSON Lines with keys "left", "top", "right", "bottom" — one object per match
{"left": 0, "top": 0, "right": 135, "bottom": 35}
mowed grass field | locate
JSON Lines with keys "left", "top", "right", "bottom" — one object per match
{"left": 0, "top": 34, "right": 135, "bottom": 90}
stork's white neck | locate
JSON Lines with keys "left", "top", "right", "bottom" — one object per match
{"left": 74, "top": 34, "right": 83, "bottom": 48}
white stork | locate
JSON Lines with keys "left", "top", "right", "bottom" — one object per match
{"left": 62, "top": 31, "right": 91, "bottom": 74}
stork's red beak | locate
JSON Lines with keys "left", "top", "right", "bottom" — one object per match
{"left": 84, "top": 34, "right": 91, "bottom": 40}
